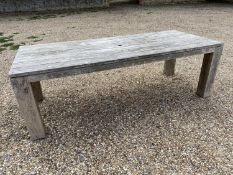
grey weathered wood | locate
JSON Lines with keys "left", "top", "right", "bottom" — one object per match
{"left": 9, "top": 30, "right": 223, "bottom": 79}
{"left": 26, "top": 45, "right": 217, "bottom": 83}
{"left": 196, "top": 46, "right": 223, "bottom": 97}
{"left": 31, "top": 81, "right": 43, "bottom": 102}
{"left": 11, "top": 77, "right": 46, "bottom": 140}
{"left": 163, "top": 59, "right": 176, "bottom": 76}
{"left": 8, "top": 30, "right": 224, "bottom": 140}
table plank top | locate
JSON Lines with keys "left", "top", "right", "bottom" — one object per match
{"left": 9, "top": 30, "right": 223, "bottom": 78}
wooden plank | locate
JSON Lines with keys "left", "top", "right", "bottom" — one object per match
{"left": 26, "top": 45, "right": 217, "bottom": 82}
{"left": 25, "top": 45, "right": 216, "bottom": 82}
{"left": 9, "top": 30, "right": 223, "bottom": 78}
{"left": 11, "top": 37, "right": 219, "bottom": 67}
{"left": 12, "top": 37, "right": 216, "bottom": 66}
{"left": 196, "top": 46, "right": 223, "bottom": 97}
{"left": 10, "top": 77, "right": 46, "bottom": 140}
{"left": 163, "top": 59, "right": 176, "bottom": 76}
{"left": 10, "top": 33, "right": 196, "bottom": 66}
{"left": 31, "top": 81, "right": 43, "bottom": 102}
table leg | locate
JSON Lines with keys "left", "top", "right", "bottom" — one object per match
{"left": 163, "top": 59, "right": 176, "bottom": 76}
{"left": 196, "top": 46, "right": 223, "bottom": 97}
{"left": 11, "top": 77, "right": 46, "bottom": 140}
{"left": 31, "top": 81, "right": 43, "bottom": 102}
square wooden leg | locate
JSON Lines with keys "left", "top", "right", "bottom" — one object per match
{"left": 196, "top": 46, "right": 223, "bottom": 98}
{"left": 31, "top": 81, "right": 43, "bottom": 102}
{"left": 11, "top": 77, "right": 46, "bottom": 140}
{"left": 163, "top": 59, "right": 176, "bottom": 76}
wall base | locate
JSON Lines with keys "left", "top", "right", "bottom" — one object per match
{"left": 139, "top": 0, "right": 204, "bottom": 5}
{"left": 0, "top": 0, "right": 109, "bottom": 13}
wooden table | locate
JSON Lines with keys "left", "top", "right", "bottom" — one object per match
{"left": 9, "top": 30, "right": 223, "bottom": 140}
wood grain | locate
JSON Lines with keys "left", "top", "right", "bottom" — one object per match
{"left": 9, "top": 30, "right": 223, "bottom": 79}
{"left": 31, "top": 81, "right": 43, "bottom": 102}
{"left": 196, "top": 46, "right": 223, "bottom": 97}
{"left": 163, "top": 59, "right": 176, "bottom": 76}
{"left": 11, "top": 77, "right": 46, "bottom": 140}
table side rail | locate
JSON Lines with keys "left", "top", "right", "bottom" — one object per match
{"left": 10, "top": 44, "right": 222, "bottom": 82}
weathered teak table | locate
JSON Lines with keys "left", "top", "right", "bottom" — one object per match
{"left": 9, "top": 30, "right": 223, "bottom": 140}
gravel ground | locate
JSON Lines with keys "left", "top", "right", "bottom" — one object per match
{"left": 0, "top": 3, "right": 233, "bottom": 174}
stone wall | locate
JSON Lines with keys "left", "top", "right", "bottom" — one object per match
{"left": 0, "top": 0, "right": 231, "bottom": 13}
{"left": 0, "top": 0, "right": 109, "bottom": 13}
